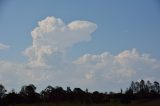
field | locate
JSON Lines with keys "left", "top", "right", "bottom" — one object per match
{"left": 10, "top": 99, "right": 160, "bottom": 106}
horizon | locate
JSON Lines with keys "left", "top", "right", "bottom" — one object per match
{"left": 0, "top": 0, "right": 160, "bottom": 92}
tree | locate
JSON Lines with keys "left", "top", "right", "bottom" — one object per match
{"left": 40, "top": 85, "right": 55, "bottom": 102}
{"left": 73, "top": 88, "right": 85, "bottom": 103}
{"left": 0, "top": 84, "right": 6, "bottom": 98}
{"left": 67, "top": 87, "right": 72, "bottom": 93}
{"left": 130, "top": 81, "right": 136, "bottom": 93}
{"left": 139, "top": 80, "right": 145, "bottom": 92}
{"left": 73, "top": 88, "right": 84, "bottom": 94}
{"left": 5, "top": 89, "right": 22, "bottom": 104}
{"left": 153, "top": 81, "right": 160, "bottom": 94}
{"left": 146, "top": 80, "right": 152, "bottom": 93}
{"left": 134, "top": 81, "right": 140, "bottom": 93}
{"left": 19, "top": 84, "right": 39, "bottom": 103}
{"left": 20, "top": 84, "right": 36, "bottom": 96}
{"left": 44, "top": 85, "right": 54, "bottom": 94}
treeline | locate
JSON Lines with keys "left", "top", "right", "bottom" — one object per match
{"left": 0, "top": 80, "right": 160, "bottom": 105}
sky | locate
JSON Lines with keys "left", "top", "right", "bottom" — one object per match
{"left": 0, "top": 0, "right": 160, "bottom": 92}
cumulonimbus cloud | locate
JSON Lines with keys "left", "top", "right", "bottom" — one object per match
{"left": 23, "top": 16, "right": 97, "bottom": 66}
{"left": 0, "top": 16, "right": 160, "bottom": 92}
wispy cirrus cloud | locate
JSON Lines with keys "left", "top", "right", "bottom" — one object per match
{"left": 0, "top": 43, "right": 10, "bottom": 50}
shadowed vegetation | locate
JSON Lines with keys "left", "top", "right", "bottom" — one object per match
{"left": 0, "top": 80, "right": 160, "bottom": 106}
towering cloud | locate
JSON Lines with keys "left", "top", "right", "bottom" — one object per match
{"left": 23, "top": 16, "right": 97, "bottom": 66}
{"left": 0, "top": 16, "right": 160, "bottom": 91}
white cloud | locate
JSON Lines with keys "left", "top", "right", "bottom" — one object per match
{"left": 0, "top": 60, "right": 53, "bottom": 91}
{"left": 1, "top": 48, "right": 160, "bottom": 92}
{"left": 0, "top": 16, "right": 160, "bottom": 92}
{"left": 0, "top": 43, "right": 10, "bottom": 50}
{"left": 73, "top": 49, "right": 160, "bottom": 85}
{"left": 23, "top": 16, "right": 97, "bottom": 66}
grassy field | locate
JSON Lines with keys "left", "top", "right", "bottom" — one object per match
{"left": 10, "top": 99, "right": 160, "bottom": 106}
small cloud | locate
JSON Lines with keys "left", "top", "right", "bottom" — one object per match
{"left": 0, "top": 43, "right": 10, "bottom": 50}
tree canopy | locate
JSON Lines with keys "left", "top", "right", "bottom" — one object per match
{"left": 0, "top": 80, "right": 160, "bottom": 105}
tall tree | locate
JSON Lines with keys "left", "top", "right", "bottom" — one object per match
{"left": 0, "top": 84, "right": 6, "bottom": 98}
{"left": 153, "top": 81, "right": 160, "bottom": 94}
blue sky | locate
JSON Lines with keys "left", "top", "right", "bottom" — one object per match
{"left": 0, "top": 0, "right": 160, "bottom": 92}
